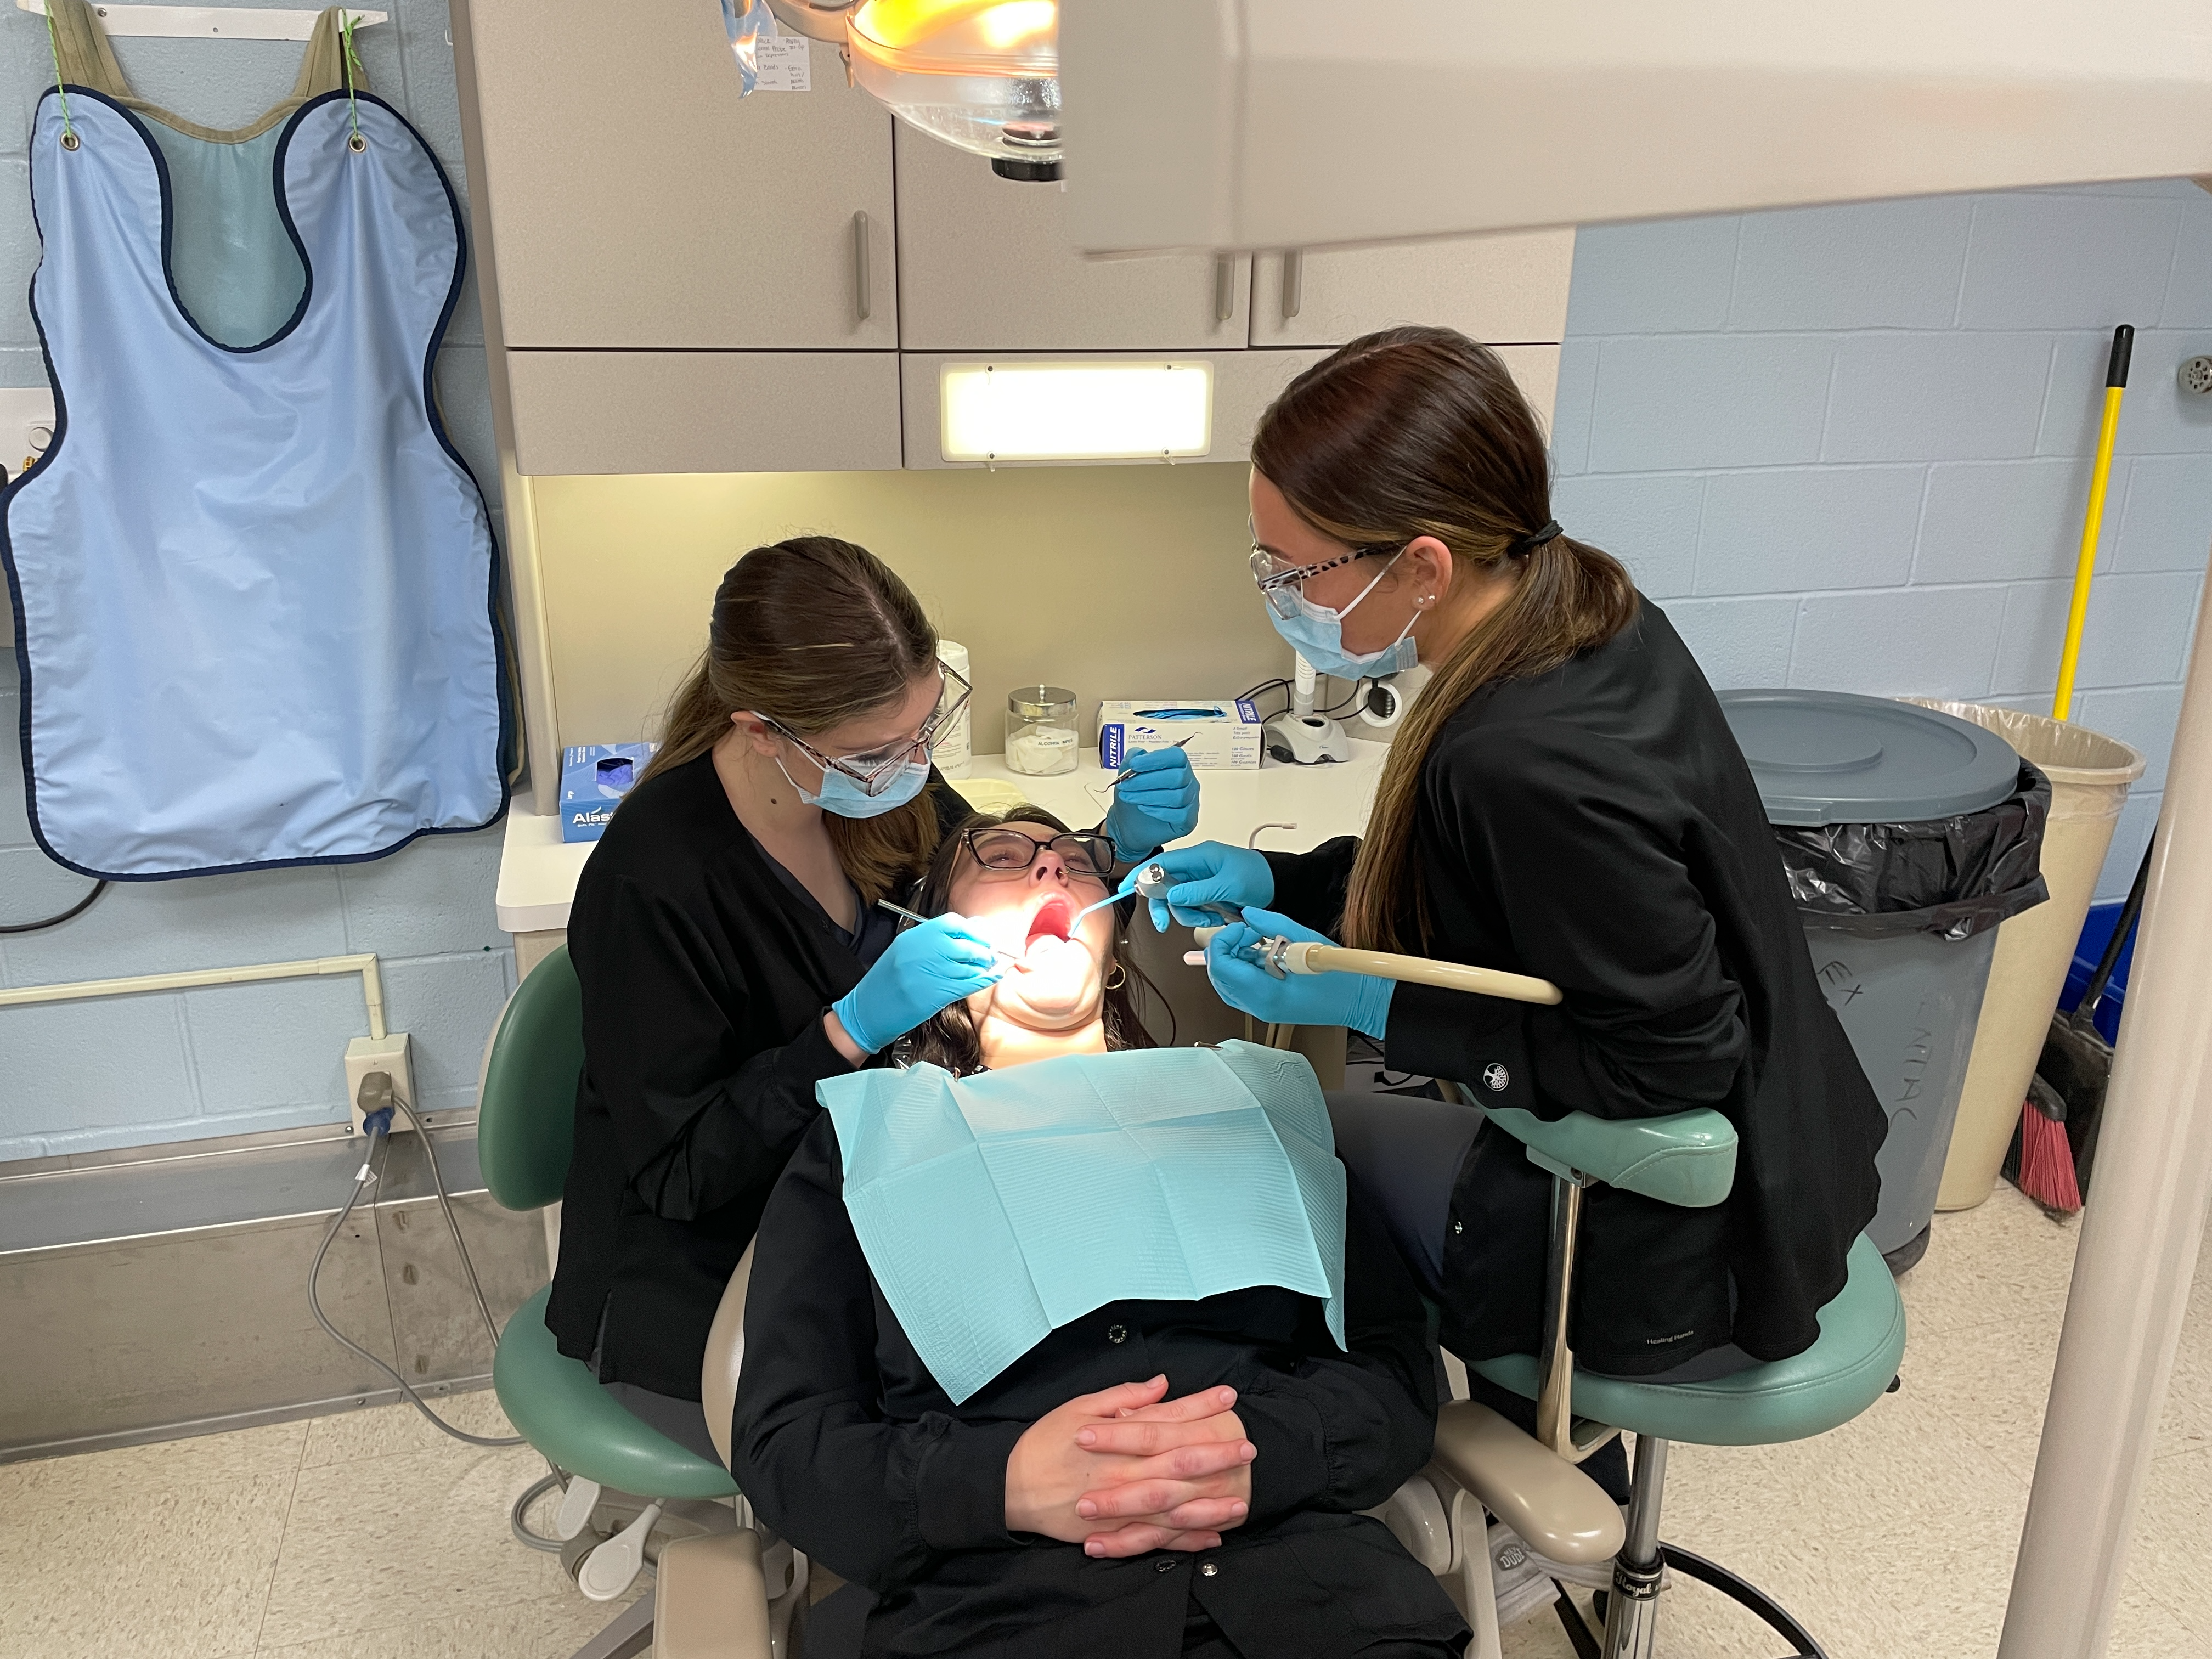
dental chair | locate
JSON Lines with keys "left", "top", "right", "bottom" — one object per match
{"left": 476, "top": 947, "right": 756, "bottom": 1659}
{"left": 651, "top": 1092, "right": 1906, "bottom": 1659}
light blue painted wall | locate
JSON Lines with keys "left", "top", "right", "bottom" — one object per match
{"left": 0, "top": 2, "right": 509, "bottom": 1161}
{"left": 0, "top": 14, "right": 2206, "bottom": 1155}
{"left": 1549, "top": 183, "right": 2212, "bottom": 903}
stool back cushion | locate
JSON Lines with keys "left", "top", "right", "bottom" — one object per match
{"left": 477, "top": 946, "right": 585, "bottom": 1212}
{"left": 1486, "top": 1104, "right": 1737, "bottom": 1207}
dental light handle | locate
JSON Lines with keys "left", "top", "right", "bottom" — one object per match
{"left": 1190, "top": 926, "right": 1564, "bottom": 1007}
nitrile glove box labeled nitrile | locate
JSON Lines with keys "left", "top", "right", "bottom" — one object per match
{"left": 1098, "top": 699, "right": 1262, "bottom": 771}
{"left": 560, "top": 743, "right": 658, "bottom": 842}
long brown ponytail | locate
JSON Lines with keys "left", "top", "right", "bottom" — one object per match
{"left": 1251, "top": 327, "right": 1639, "bottom": 953}
{"left": 642, "top": 536, "right": 944, "bottom": 905}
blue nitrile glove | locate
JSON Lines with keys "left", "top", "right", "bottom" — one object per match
{"left": 831, "top": 913, "right": 1005, "bottom": 1055}
{"left": 1203, "top": 907, "right": 1395, "bottom": 1039}
{"left": 1141, "top": 840, "right": 1275, "bottom": 932}
{"left": 1103, "top": 746, "right": 1201, "bottom": 861}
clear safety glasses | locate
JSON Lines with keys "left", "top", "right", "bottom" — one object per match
{"left": 762, "top": 662, "right": 972, "bottom": 797}
{"left": 1248, "top": 538, "right": 1404, "bottom": 620}
{"left": 963, "top": 828, "right": 1116, "bottom": 880}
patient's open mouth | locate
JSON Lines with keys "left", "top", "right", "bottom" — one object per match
{"left": 1025, "top": 894, "right": 1075, "bottom": 947}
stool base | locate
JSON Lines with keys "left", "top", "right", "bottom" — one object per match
{"left": 1656, "top": 1543, "right": 1830, "bottom": 1658}
{"left": 1551, "top": 1544, "right": 1832, "bottom": 1659}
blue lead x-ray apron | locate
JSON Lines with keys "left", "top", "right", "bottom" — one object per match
{"left": 0, "top": 1, "right": 509, "bottom": 879}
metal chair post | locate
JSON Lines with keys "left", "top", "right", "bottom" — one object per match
{"left": 1536, "top": 1167, "right": 1590, "bottom": 1458}
{"left": 1602, "top": 1433, "right": 1669, "bottom": 1659}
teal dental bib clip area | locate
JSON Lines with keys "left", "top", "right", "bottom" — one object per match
{"left": 820, "top": 1041, "right": 1347, "bottom": 1404}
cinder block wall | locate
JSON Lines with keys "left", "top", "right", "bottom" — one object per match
{"left": 1549, "top": 185, "right": 2212, "bottom": 900}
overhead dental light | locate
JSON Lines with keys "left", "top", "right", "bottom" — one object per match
{"left": 768, "top": 0, "right": 1061, "bottom": 180}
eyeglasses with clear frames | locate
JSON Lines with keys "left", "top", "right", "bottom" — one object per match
{"left": 758, "top": 662, "right": 972, "bottom": 798}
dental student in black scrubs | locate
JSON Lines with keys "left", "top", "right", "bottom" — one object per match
{"left": 543, "top": 537, "right": 1198, "bottom": 1459}
{"left": 1148, "top": 328, "right": 1888, "bottom": 1429}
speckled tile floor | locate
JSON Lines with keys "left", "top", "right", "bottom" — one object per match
{"left": 3, "top": 1182, "right": 2207, "bottom": 1659}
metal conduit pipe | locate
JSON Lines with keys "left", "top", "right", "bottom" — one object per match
{"left": 1999, "top": 574, "right": 2212, "bottom": 1657}
{"left": 0, "top": 953, "right": 388, "bottom": 1040}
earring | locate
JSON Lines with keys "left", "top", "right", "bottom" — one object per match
{"left": 1104, "top": 962, "right": 1127, "bottom": 990}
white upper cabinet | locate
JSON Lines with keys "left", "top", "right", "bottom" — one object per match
{"left": 893, "top": 127, "right": 1250, "bottom": 353}
{"left": 459, "top": 0, "right": 897, "bottom": 350}
{"left": 1248, "top": 230, "right": 1576, "bottom": 349}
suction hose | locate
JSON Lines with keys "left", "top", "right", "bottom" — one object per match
{"left": 1192, "top": 925, "right": 1562, "bottom": 1007}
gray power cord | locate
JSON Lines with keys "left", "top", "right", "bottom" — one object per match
{"left": 306, "top": 1073, "right": 527, "bottom": 1451}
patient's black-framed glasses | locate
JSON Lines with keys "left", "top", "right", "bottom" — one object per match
{"left": 962, "top": 828, "right": 1116, "bottom": 880}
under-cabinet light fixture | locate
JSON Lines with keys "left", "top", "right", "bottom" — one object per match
{"left": 938, "top": 361, "right": 1214, "bottom": 464}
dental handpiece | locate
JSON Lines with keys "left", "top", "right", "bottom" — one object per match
{"left": 1060, "top": 861, "right": 1192, "bottom": 934}
{"left": 1134, "top": 861, "right": 1242, "bottom": 928}
{"left": 873, "top": 899, "right": 1024, "bottom": 965}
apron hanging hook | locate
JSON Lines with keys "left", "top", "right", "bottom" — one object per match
{"left": 43, "top": 0, "right": 77, "bottom": 149}
{"left": 342, "top": 10, "right": 365, "bottom": 149}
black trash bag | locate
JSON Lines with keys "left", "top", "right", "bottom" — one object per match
{"left": 1775, "top": 760, "right": 2051, "bottom": 943}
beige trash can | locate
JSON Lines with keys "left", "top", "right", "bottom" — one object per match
{"left": 1905, "top": 702, "right": 2146, "bottom": 1211}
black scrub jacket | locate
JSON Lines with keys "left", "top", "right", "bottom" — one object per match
{"left": 732, "top": 1113, "right": 1471, "bottom": 1659}
{"left": 545, "top": 753, "right": 974, "bottom": 1398}
{"left": 1268, "top": 600, "right": 1887, "bottom": 1378}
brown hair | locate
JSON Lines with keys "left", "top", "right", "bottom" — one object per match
{"left": 643, "top": 536, "right": 943, "bottom": 906}
{"left": 1251, "top": 326, "right": 1639, "bottom": 952}
{"left": 894, "top": 805, "right": 1162, "bottom": 1076}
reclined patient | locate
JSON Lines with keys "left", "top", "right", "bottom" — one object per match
{"left": 731, "top": 806, "right": 1470, "bottom": 1659}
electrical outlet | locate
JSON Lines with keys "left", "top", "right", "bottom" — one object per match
{"left": 0, "top": 387, "right": 56, "bottom": 478}
{"left": 345, "top": 1032, "right": 416, "bottom": 1135}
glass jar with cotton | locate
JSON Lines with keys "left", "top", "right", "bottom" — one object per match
{"left": 1005, "top": 685, "right": 1077, "bottom": 776}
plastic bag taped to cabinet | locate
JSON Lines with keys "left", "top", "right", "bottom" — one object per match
{"left": 1, "top": 0, "right": 509, "bottom": 879}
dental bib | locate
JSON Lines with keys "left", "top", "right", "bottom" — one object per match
{"left": 819, "top": 1040, "right": 1346, "bottom": 1403}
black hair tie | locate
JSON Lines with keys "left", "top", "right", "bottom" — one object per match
{"left": 1513, "top": 519, "right": 1563, "bottom": 556}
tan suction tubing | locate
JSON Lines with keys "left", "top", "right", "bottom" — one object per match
{"left": 1190, "top": 926, "right": 1563, "bottom": 1006}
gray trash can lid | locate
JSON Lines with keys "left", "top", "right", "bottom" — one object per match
{"left": 1717, "top": 689, "right": 2022, "bottom": 826}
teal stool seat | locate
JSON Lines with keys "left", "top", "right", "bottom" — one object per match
{"left": 495, "top": 1285, "right": 740, "bottom": 1501}
{"left": 1472, "top": 1234, "right": 1906, "bottom": 1448}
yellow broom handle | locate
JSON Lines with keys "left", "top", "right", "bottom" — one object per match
{"left": 2053, "top": 325, "right": 2133, "bottom": 722}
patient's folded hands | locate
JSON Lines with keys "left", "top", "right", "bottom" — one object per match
{"left": 1003, "top": 1375, "right": 1256, "bottom": 1559}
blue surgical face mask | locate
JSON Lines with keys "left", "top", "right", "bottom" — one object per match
{"left": 776, "top": 752, "right": 932, "bottom": 819}
{"left": 1264, "top": 552, "right": 1421, "bottom": 681}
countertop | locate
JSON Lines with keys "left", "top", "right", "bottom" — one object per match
{"left": 495, "top": 742, "right": 1390, "bottom": 934}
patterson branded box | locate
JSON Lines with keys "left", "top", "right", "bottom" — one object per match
{"left": 1097, "top": 699, "right": 1263, "bottom": 771}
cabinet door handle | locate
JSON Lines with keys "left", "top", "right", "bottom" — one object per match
{"left": 1281, "top": 250, "right": 1304, "bottom": 321}
{"left": 1213, "top": 254, "right": 1235, "bottom": 324}
{"left": 854, "top": 211, "right": 872, "bottom": 323}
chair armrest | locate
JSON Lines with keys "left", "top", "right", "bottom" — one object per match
{"left": 1485, "top": 1105, "right": 1737, "bottom": 1207}
{"left": 701, "top": 1241, "right": 756, "bottom": 1469}
{"left": 653, "top": 1530, "right": 772, "bottom": 1659}
{"left": 1430, "top": 1400, "right": 1624, "bottom": 1568}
